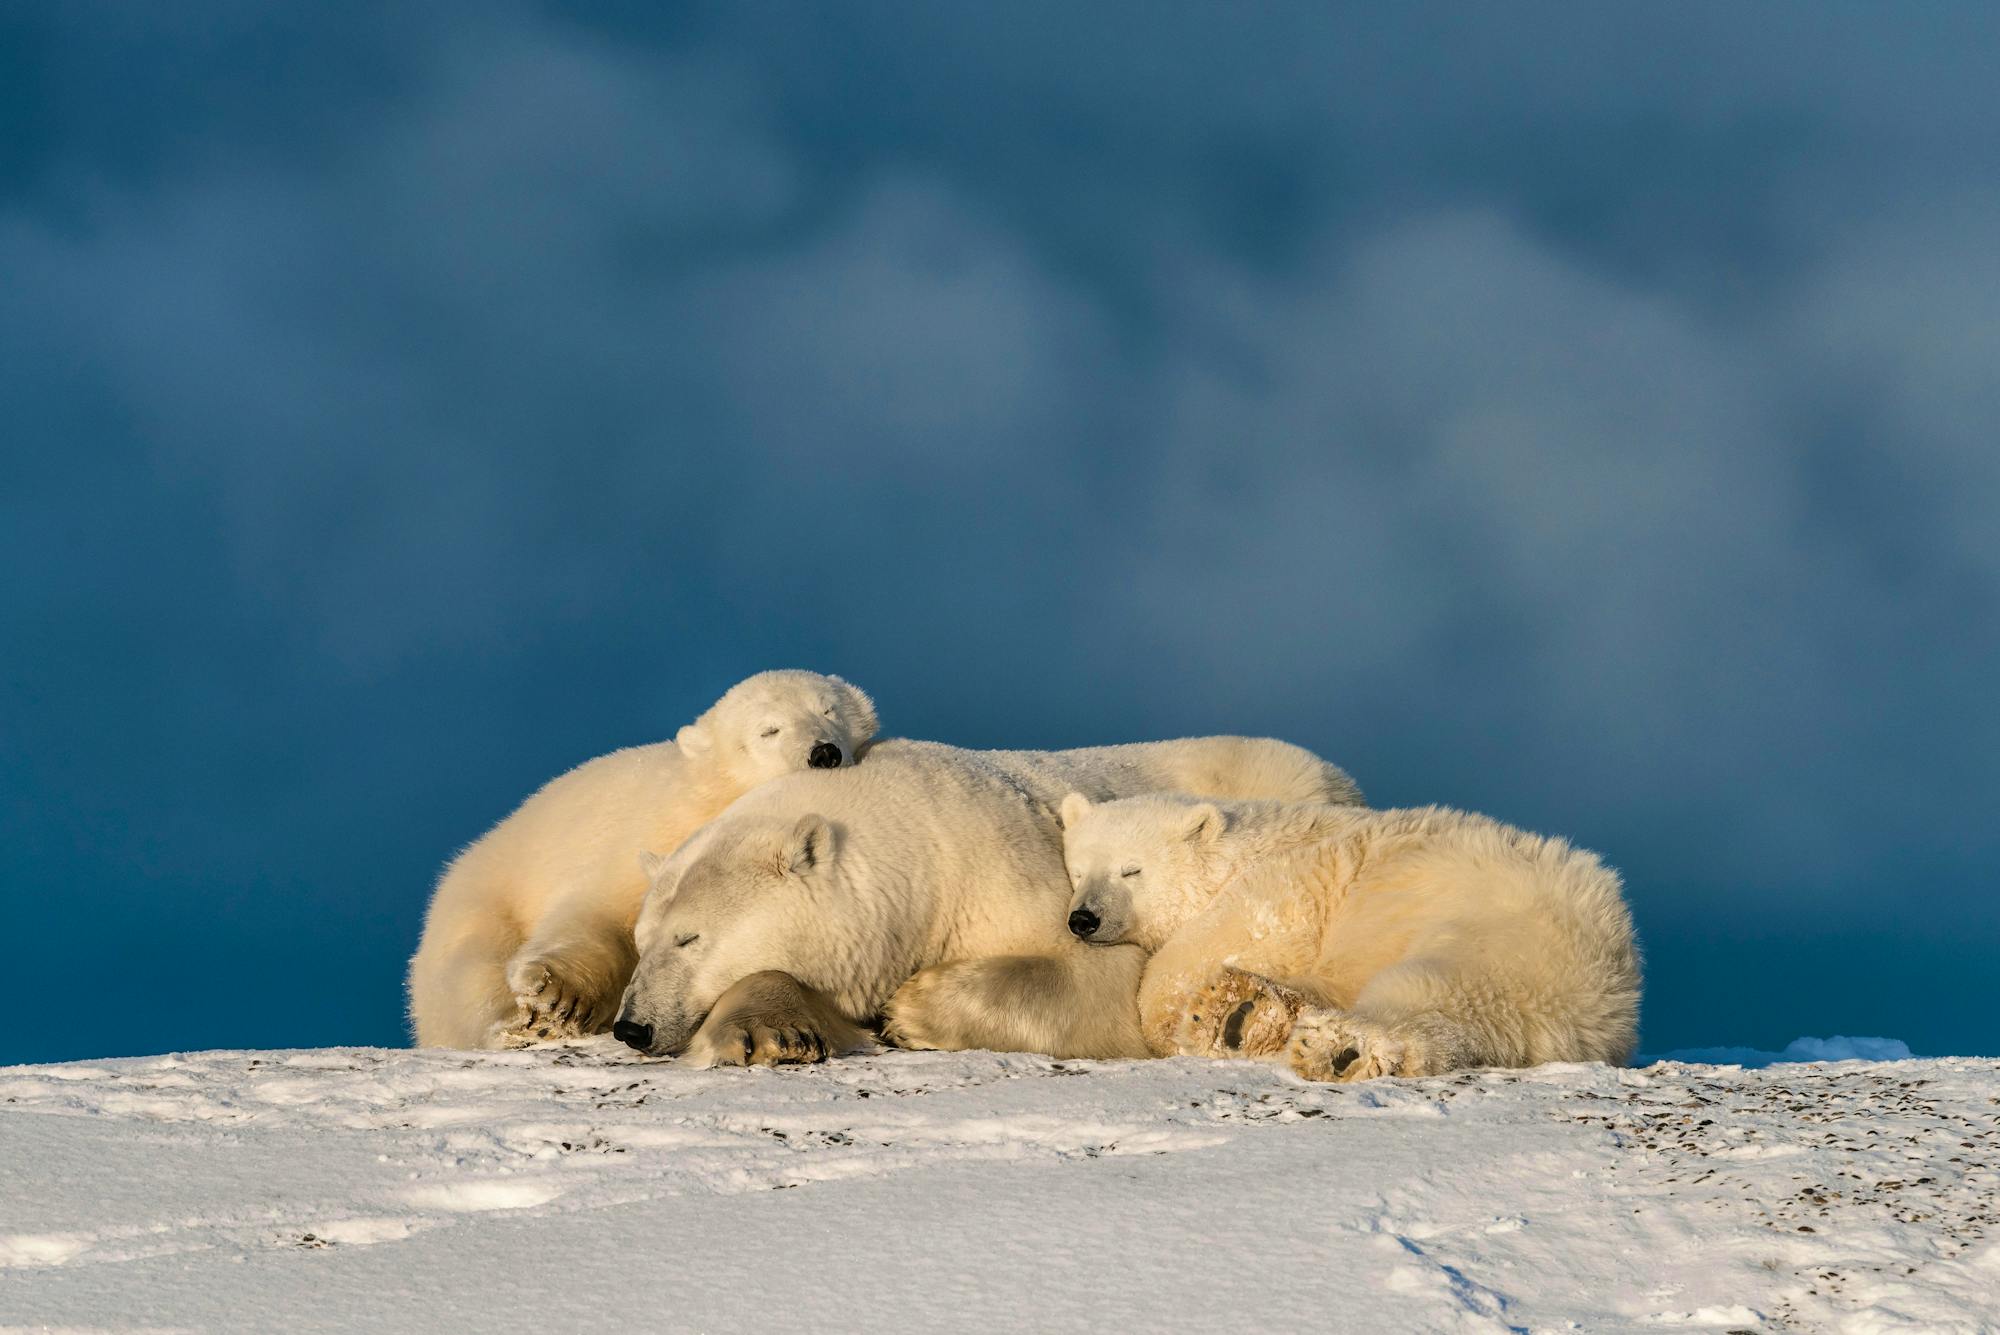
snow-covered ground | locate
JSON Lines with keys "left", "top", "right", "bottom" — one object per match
{"left": 2, "top": 1043, "right": 1995, "bottom": 1333}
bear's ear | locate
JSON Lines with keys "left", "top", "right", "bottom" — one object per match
{"left": 782, "top": 814, "right": 833, "bottom": 878}
{"left": 1058, "top": 792, "right": 1094, "bottom": 831}
{"left": 638, "top": 852, "right": 683, "bottom": 908}
{"left": 1180, "top": 802, "right": 1224, "bottom": 846}
{"left": 831, "top": 675, "right": 879, "bottom": 742}
{"left": 675, "top": 721, "right": 711, "bottom": 758}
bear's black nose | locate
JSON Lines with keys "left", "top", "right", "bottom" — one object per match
{"left": 1068, "top": 907, "right": 1101, "bottom": 939}
{"left": 613, "top": 1019, "right": 654, "bottom": 1052}
{"left": 808, "top": 741, "right": 842, "bottom": 769}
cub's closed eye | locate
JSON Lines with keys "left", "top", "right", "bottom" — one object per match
{"left": 674, "top": 934, "right": 700, "bottom": 949}
{"left": 759, "top": 727, "right": 781, "bottom": 738}
{"left": 1120, "top": 865, "right": 1141, "bottom": 878}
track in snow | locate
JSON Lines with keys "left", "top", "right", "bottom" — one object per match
{"left": 2, "top": 1043, "right": 1996, "bottom": 1333}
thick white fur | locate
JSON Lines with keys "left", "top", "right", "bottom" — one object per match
{"left": 406, "top": 670, "right": 878, "bottom": 1049}
{"left": 973, "top": 736, "right": 1361, "bottom": 810}
{"left": 1059, "top": 794, "right": 1641, "bottom": 1081}
{"left": 614, "top": 737, "right": 1360, "bottom": 1064}
{"left": 615, "top": 741, "right": 1156, "bottom": 1063}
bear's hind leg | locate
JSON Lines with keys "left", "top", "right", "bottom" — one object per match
{"left": 409, "top": 917, "right": 523, "bottom": 1049}
{"left": 1285, "top": 1009, "right": 1416, "bottom": 1082}
{"left": 1284, "top": 957, "right": 1502, "bottom": 1082}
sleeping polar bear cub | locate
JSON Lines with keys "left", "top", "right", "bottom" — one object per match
{"left": 1059, "top": 794, "right": 1641, "bottom": 1081}
{"left": 407, "top": 670, "right": 878, "bottom": 1049}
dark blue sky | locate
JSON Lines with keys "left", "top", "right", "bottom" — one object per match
{"left": 5, "top": 3, "right": 1997, "bottom": 1066}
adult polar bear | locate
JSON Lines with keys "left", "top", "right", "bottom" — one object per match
{"left": 612, "top": 740, "right": 1363, "bottom": 1063}
{"left": 408, "top": 670, "right": 880, "bottom": 1049}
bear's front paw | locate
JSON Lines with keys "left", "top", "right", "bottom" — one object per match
{"left": 1285, "top": 1010, "right": 1414, "bottom": 1083}
{"left": 680, "top": 971, "right": 869, "bottom": 1068}
{"left": 685, "top": 1015, "right": 830, "bottom": 1068}
{"left": 499, "top": 952, "right": 607, "bottom": 1045}
{"left": 1174, "top": 966, "right": 1305, "bottom": 1059}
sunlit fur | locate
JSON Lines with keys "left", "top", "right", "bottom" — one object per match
{"left": 614, "top": 735, "right": 1363, "bottom": 1064}
{"left": 406, "top": 670, "right": 878, "bottom": 1048}
{"left": 1059, "top": 794, "right": 1641, "bottom": 1081}
{"left": 616, "top": 741, "right": 1155, "bottom": 1063}
{"left": 976, "top": 736, "right": 1361, "bottom": 810}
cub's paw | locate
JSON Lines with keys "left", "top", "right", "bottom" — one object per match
{"left": 1285, "top": 1009, "right": 1414, "bottom": 1082}
{"left": 500, "top": 953, "right": 607, "bottom": 1045}
{"left": 1174, "top": 966, "right": 1306, "bottom": 1059}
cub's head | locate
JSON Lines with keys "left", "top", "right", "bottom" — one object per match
{"left": 614, "top": 812, "right": 840, "bottom": 1058}
{"left": 677, "top": 670, "right": 878, "bottom": 787}
{"left": 1057, "top": 792, "right": 1234, "bottom": 951}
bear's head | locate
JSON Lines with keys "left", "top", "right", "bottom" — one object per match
{"left": 1057, "top": 792, "right": 1234, "bottom": 951}
{"left": 677, "top": 670, "right": 878, "bottom": 788}
{"left": 614, "top": 803, "right": 906, "bottom": 1059}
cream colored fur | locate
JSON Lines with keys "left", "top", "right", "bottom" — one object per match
{"left": 617, "top": 737, "right": 1360, "bottom": 1064}
{"left": 974, "top": 736, "right": 1361, "bottom": 809}
{"left": 406, "top": 670, "right": 878, "bottom": 1049}
{"left": 614, "top": 741, "right": 1155, "bottom": 1064}
{"left": 1059, "top": 794, "right": 1641, "bottom": 1081}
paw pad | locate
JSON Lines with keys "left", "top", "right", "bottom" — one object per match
{"left": 1220, "top": 999, "right": 1258, "bottom": 1050}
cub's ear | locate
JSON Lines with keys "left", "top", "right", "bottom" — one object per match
{"left": 1058, "top": 792, "right": 1094, "bottom": 831}
{"left": 831, "top": 675, "right": 879, "bottom": 742}
{"left": 1180, "top": 802, "right": 1224, "bottom": 846}
{"left": 637, "top": 850, "right": 667, "bottom": 882}
{"left": 675, "top": 721, "right": 711, "bottom": 758}
{"left": 782, "top": 814, "right": 833, "bottom": 877}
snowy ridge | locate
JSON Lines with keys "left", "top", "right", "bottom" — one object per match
{"left": 2, "top": 1044, "right": 1996, "bottom": 1333}
{"left": 1645, "top": 1037, "right": 1916, "bottom": 1068}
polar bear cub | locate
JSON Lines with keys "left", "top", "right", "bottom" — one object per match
{"left": 1058, "top": 794, "right": 1641, "bottom": 1081}
{"left": 407, "top": 670, "right": 878, "bottom": 1049}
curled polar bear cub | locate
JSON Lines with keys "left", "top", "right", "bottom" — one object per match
{"left": 1058, "top": 794, "right": 1641, "bottom": 1081}
{"left": 406, "top": 670, "right": 878, "bottom": 1049}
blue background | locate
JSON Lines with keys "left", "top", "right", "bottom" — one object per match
{"left": 5, "top": 3, "right": 1997, "bottom": 1065}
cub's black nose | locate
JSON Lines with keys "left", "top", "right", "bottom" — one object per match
{"left": 1068, "top": 907, "right": 1101, "bottom": 939}
{"left": 808, "top": 741, "right": 842, "bottom": 769}
{"left": 613, "top": 1019, "right": 654, "bottom": 1052}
